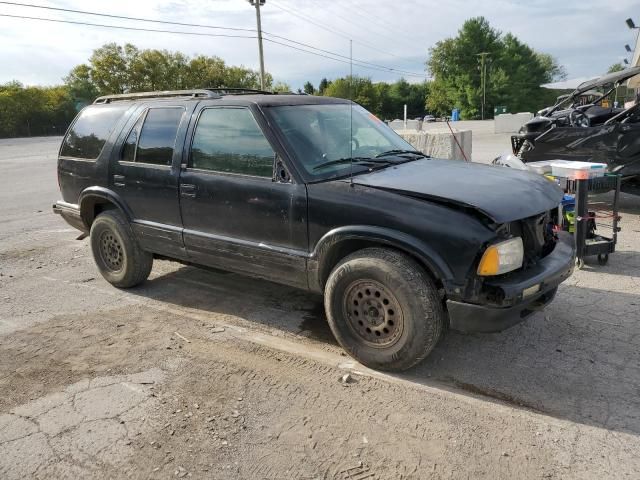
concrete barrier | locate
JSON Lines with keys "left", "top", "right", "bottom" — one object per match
{"left": 397, "top": 128, "right": 472, "bottom": 161}
{"left": 389, "top": 119, "right": 421, "bottom": 131}
{"left": 494, "top": 113, "right": 534, "bottom": 133}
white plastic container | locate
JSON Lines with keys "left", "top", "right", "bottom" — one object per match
{"left": 526, "top": 160, "right": 557, "bottom": 175}
{"left": 550, "top": 160, "right": 606, "bottom": 180}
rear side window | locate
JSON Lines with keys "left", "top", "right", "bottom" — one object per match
{"left": 121, "top": 107, "right": 184, "bottom": 166}
{"left": 61, "top": 104, "right": 129, "bottom": 159}
{"left": 190, "top": 108, "right": 274, "bottom": 177}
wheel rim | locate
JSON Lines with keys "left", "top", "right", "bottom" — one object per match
{"left": 342, "top": 279, "right": 404, "bottom": 348}
{"left": 98, "top": 230, "right": 124, "bottom": 272}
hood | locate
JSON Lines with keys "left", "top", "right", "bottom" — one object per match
{"left": 349, "top": 159, "right": 563, "bottom": 223}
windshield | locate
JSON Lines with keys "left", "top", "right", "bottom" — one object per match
{"left": 266, "top": 103, "right": 419, "bottom": 181}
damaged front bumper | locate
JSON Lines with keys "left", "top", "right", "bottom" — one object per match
{"left": 447, "top": 231, "right": 575, "bottom": 333}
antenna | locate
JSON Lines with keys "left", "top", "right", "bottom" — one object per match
{"left": 349, "top": 39, "right": 354, "bottom": 187}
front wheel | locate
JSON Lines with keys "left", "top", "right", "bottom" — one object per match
{"left": 90, "top": 210, "right": 153, "bottom": 288}
{"left": 324, "top": 248, "right": 444, "bottom": 372}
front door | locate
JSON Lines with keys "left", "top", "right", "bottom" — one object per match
{"left": 110, "top": 104, "right": 192, "bottom": 258}
{"left": 178, "top": 106, "right": 308, "bottom": 288}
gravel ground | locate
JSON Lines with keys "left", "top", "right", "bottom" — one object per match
{"left": 1, "top": 135, "right": 640, "bottom": 479}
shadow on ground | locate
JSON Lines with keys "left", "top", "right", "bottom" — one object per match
{"left": 129, "top": 264, "right": 640, "bottom": 438}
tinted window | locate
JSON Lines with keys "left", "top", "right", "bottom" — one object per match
{"left": 267, "top": 104, "right": 416, "bottom": 180}
{"left": 191, "top": 108, "right": 274, "bottom": 177}
{"left": 61, "top": 104, "right": 129, "bottom": 159}
{"left": 121, "top": 114, "right": 144, "bottom": 163}
{"left": 135, "top": 108, "right": 184, "bottom": 166}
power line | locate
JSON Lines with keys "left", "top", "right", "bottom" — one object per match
{"left": 0, "top": 13, "right": 256, "bottom": 39}
{"left": 264, "top": 38, "right": 424, "bottom": 77}
{"left": 0, "top": 1, "right": 256, "bottom": 32}
{"left": 337, "top": 1, "right": 417, "bottom": 48}
{"left": 0, "top": 1, "right": 425, "bottom": 77}
{"left": 317, "top": 1, "right": 417, "bottom": 54}
{"left": 0, "top": 13, "right": 425, "bottom": 77}
{"left": 268, "top": 0, "right": 413, "bottom": 64}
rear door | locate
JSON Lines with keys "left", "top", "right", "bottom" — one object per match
{"left": 178, "top": 105, "right": 308, "bottom": 288}
{"left": 110, "top": 102, "right": 194, "bottom": 258}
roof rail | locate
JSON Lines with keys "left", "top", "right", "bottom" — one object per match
{"left": 93, "top": 89, "right": 221, "bottom": 104}
{"left": 205, "top": 88, "right": 274, "bottom": 95}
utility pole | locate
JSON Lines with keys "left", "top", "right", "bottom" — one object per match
{"left": 248, "top": 0, "right": 266, "bottom": 90}
{"left": 476, "top": 52, "right": 490, "bottom": 120}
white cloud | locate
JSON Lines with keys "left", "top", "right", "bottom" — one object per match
{"left": 0, "top": 0, "right": 637, "bottom": 89}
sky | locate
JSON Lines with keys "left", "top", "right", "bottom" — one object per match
{"left": 1, "top": 0, "right": 639, "bottom": 90}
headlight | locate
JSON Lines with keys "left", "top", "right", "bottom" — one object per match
{"left": 477, "top": 237, "right": 524, "bottom": 276}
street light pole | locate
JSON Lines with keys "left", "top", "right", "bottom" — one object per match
{"left": 249, "top": 0, "right": 266, "bottom": 90}
{"left": 626, "top": 18, "right": 640, "bottom": 68}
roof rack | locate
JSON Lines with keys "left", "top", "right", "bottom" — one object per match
{"left": 205, "top": 88, "right": 274, "bottom": 95}
{"left": 93, "top": 89, "right": 220, "bottom": 104}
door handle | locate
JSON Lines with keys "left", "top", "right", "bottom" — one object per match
{"left": 113, "top": 175, "right": 125, "bottom": 187}
{"left": 180, "top": 183, "right": 196, "bottom": 198}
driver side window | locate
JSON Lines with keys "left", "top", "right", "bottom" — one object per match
{"left": 190, "top": 108, "right": 274, "bottom": 177}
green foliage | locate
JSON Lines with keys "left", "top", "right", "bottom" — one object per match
{"left": 427, "top": 17, "right": 566, "bottom": 119}
{"left": 271, "top": 81, "right": 292, "bottom": 93}
{"left": 64, "top": 43, "right": 278, "bottom": 98}
{"left": 317, "top": 75, "right": 428, "bottom": 120}
{"left": 0, "top": 82, "right": 76, "bottom": 138}
{"left": 303, "top": 81, "right": 316, "bottom": 95}
{"left": 608, "top": 63, "right": 625, "bottom": 73}
{"left": 318, "top": 78, "right": 331, "bottom": 95}
{"left": 1, "top": 42, "right": 288, "bottom": 138}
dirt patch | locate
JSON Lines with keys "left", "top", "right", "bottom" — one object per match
{"left": 2, "top": 302, "right": 638, "bottom": 479}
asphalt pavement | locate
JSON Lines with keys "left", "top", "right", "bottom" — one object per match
{"left": 1, "top": 133, "right": 639, "bottom": 479}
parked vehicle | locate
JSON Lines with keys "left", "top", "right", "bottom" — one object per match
{"left": 54, "top": 89, "right": 575, "bottom": 371}
{"left": 423, "top": 114, "right": 436, "bottom": 123}
{"left": 512, "top": 66, "right": 640, "bottom": 195}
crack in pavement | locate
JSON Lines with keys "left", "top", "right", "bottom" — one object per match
{"left": 0, "top": 369, "right": 165, "bottom": 480}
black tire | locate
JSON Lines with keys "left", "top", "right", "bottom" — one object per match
{"left": 324, "top": 248, "right": 444, "bottom": 372}
{"left": 597, "top": 253, "right": 609, "bottom": 265}
{"left": 89, "top": 210, "right": 153, "bottom": 288}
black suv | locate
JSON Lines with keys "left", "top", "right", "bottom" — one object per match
{"left": 54, "top": 89, "right": 575, "bottom": 371}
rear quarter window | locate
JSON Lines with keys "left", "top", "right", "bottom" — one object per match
{"left": 60, "top": 104, "right": 129, "bottom": 159}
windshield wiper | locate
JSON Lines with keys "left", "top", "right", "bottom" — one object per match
{"left": 312, "top": 157, "right": 389, "bottom": 171}
{"left": 375, "top": 149, "right": 427, "bottom": 158}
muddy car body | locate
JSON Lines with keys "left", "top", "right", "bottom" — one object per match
{"left": 512, "top": 67, "right": 640, "bottom": 195}
{"left": 54, "top": 89, "right": 574, "bottom": 371}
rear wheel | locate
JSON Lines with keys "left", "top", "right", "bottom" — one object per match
{"left": 90, "top": 210, "right": 153, "bottom": 288}
{"left": 324, "top": 248, "right": 444, "bottom": 372}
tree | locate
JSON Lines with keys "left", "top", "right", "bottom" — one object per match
{"left": 322, "top": 76, "right": 379, "bottom": 112}
{"left": 608, "top": 63, "right": 625, "bottom": 73}
{"left": 88, "top": 43, "right": 139, "bottom": 94}
{"left": 0, "top": 82, "right": 76, "bottom": 138}
{"left": 427, "top": 17, "right": 566, "bottom": 119}
{"left": 271, "top": 81, "right": 291, "bottom": 93}
{"left": 64, "top": 64, "right": 99, "bottom": 106}
{"left": 318, "top": 78, "right": 331, "bottom": 95}
{"left": 390, "top": 79, "right": 428, "bottom": 118}
{"left": 129, "top": 49, "right": 189, "bottom": 91}
{"left": 64, "top": 43, "right": 274, "bottom": 99}
{"left": 303, "top": 81, "right": 316, "bottom": 95}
